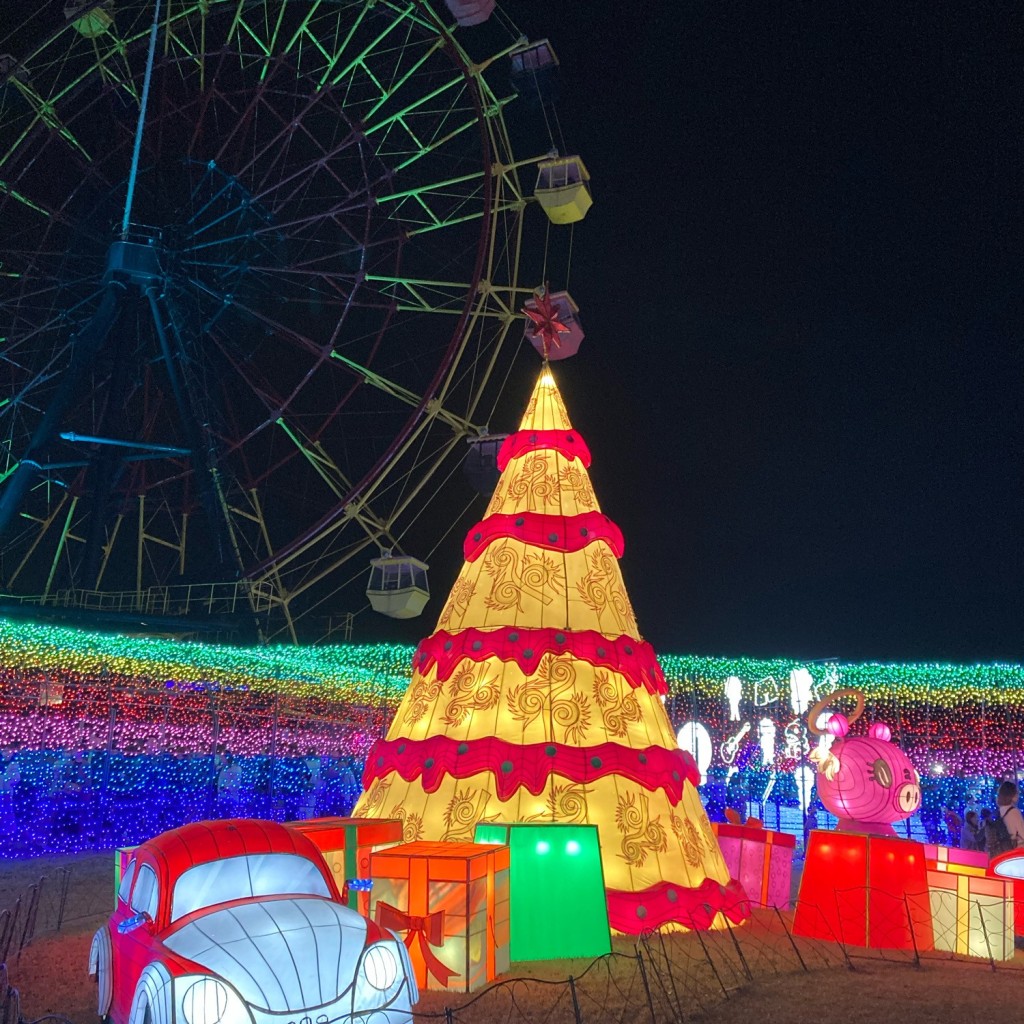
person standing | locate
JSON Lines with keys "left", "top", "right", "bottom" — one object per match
{"left": 996, "top": 781, "right": 1024, "bottom": 848}
{"left": 960, "top": 809, "right": 985, "bottom": 851}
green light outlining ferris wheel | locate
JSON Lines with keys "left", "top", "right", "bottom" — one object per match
{"left": 0, "top": 0, "right": 569, "bottom": 641}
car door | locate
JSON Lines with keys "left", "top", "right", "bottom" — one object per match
{"left": 116, "top": 862, "right": 161, "bottom": 1022}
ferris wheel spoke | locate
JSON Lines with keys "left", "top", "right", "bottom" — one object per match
{"left": 184, "top": 276, "right": 330, "bottom": 360}
{"left": 328, "top": 351, "right": 483, "bottom": 437}
{"left": 249, "top": 124, "right": 368, "bottom": 209}
{"left": 0, "top": 181, "right": 53, "bottom": 220}
{"left": 273, "top": 418, "right": 355, "bottom": 499}
{"left": 207, "top": 59, "right": 297, "bottom": 174}
{"left": 322, "top": 4, "right": 416, "bottom": 92}
{"left": 2, "top": 79, "right": 91, "bottom": 165}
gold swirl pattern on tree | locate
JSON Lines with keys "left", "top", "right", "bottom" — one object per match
{"left": 521, "top": 387, "right": 540, "bottom": 426}
{"left": 506, "top": 654, "right": 591, "bottom": 744}
{"left": 592, "top": 669, "right": 642, "bottom": 738}
{"left": 442, "top": 786, "right": 491, "bottom": 841}
{"left": 482, "top": 543, "right": 524, "bottom": 611}
{"left": 361, "top": 777, "right": 392, "bottom": 816}
{"left": 484, "top": 484, "right": 505, "bottom": 519}
{"left": 575, "top": 545, "right": 639, "bottom": 634}
{"left": 505, "top": 453, "right": 560, "bottom": 509}
{"left": 559, "top": 463, "right": 597, "bottom": 510}
{"left": 700, "top": 810, "right": 717, "bottom": 851}
{"left": 436, "top": 576, "right": 476, "bottom": 631}
{"left": 543, "top": 783, "right": 590, "bottom": 823}
{"left": 401, "top": 673, "right": 444, "bottom": 725}
{"left": 483, "top": 542, "right": 563, "bottom": 611}
{"left": 441, "top": 662, "right": 500, "bottom": 726}
{"left": 521, "top": 550, "right": 565, "bottom": 599}
{"left": 681, "top": 817, "right": 704, "bottom": 868}
{"left": 385, "top": 805, "right": 425, "bottom": 844}
{"left": 615, "top": 790, "right": 668, "bottom": 868}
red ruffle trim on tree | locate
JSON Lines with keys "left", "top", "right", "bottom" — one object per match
{"left": 362, "top": 735, "right": 700, "bottom": 802}
{"left": 497, "top": 429, "right": 592, "bottom": 470}
{"left": 413, "top": 627, "right": 668, "bottom": 696}
{"left": 464, "top": 510, "right": 624, "bottom": 562}
{"left": 607, "top": 878, "right": 751, "bottom": 933}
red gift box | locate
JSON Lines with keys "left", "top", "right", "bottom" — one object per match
{"left": 370, "top": 841, "right": 510, "bottom": 993}
{"left": 288, "top": 817, "right": 403, "bottom": 914}
{"left": 794, "top": 830, "right": 933, "bottom": 950}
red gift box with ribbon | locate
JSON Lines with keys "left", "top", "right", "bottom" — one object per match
{"left": 370, "top": 841, "right": 510, "bottom": 993}
{"left": 289, "top": 817, "right": 403, "bottom": 915}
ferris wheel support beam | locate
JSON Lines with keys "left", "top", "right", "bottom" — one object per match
{"left": 6, "top": 492, "right": 71, "bottom": 590}
{"left": 274, "top": 420, "right": 353, "bottom": 499}
{"left": 0, "top": 280, "right": 123, "bottom": 546}
{"left": 42, "top": 496, "right": 80, "bottom": 603}
{"left": 145, "top": 286, "right": 241, "bottom": 576}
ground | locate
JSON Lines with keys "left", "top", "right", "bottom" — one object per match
{"left": 4, "top": 852, "right": 1024, "bottom": 1024}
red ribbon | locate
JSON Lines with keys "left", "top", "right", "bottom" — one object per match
{"left": 376, "top": 901, "right": 457, "bottom": 986}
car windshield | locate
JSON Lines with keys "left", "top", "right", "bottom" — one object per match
{"left": 171, "top": 853, "right": 332, "bottom": 922}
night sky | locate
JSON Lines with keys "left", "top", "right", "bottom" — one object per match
{"left": 488, "top": 1, "right": 1023, "bottom": 663}
{"left": 2, "top": 3, "right": 1020, "bottom": 662}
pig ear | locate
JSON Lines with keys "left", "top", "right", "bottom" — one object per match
{"left": 825, "top": 713, "right": 850, "bottom": 737}
{"left": 868, "top": 722, "right": 892, "bottom": 742}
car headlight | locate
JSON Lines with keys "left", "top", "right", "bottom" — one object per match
{"left": 362, "top": 944, "right": 399, "bottom": 991}
{"left": 353, "top": 940, "right": 415, "bottom": 1013}
{"left": 178, "top": 977, "right": 251, "bottom": 1024}
{"left": 181, "top": 978, "right": 228, "bottom": 1024}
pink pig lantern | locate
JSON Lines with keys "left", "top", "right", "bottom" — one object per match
{"left": 808, "top": 690, "right": 922, "bottom": 836}
{"left": 793, "top": 689, "right": 933, "bottom": 951}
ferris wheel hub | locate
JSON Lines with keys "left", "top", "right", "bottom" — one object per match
{"left": 106, "top": 239, "right": 163, "bottom": 285}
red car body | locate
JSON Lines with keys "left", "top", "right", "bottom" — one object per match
{"left": 89, "top": 820, "right": 417, "bottom": 1024}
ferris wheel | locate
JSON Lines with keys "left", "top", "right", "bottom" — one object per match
{"left": 0, "top": 0, "right": 582, "bottom": 641}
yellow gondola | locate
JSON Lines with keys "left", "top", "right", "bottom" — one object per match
{"left": 534, "top": 156, "right": 592, "bottom": 225}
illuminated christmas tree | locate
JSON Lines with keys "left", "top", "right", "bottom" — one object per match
{"left": 355, "top": 355, "right": 748, "bottom": 932}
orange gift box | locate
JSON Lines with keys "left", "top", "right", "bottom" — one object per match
{"left": 370, "top": 841, "right": 510, "bottom": 993}
{"left": 289, "top": 817, "right": 403, "bottom": 914}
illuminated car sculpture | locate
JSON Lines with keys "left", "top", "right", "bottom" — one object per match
{"left": 89, "top": 820, "right": 417, "bottom": 1024}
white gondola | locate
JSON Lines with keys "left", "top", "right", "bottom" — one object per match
{"left": 366, "top": 553, "right": 430, "bottom": 619}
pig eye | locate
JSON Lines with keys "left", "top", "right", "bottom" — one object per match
{"left": 868, "top": 758, "right": 892, "bottom": 787}
{"left": 903, "top": 768, "right": 912, "bottom": 780}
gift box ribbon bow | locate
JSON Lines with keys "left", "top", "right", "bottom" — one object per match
{"left": 724, "top": 807, "right": 763, "bottom": 828}
{"left": 376, "top": 902, "right": 457, "bottom": 985}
